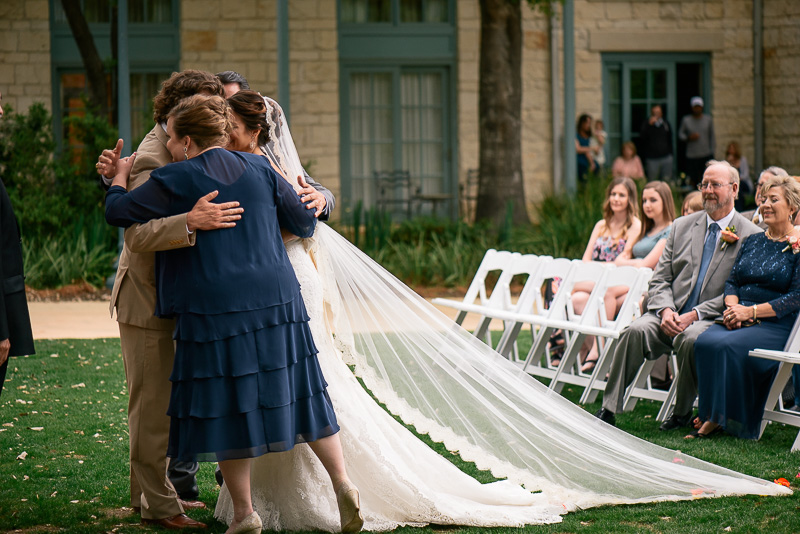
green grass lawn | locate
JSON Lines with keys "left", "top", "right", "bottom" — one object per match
{"left": 2, "top": 338, "right": 800, "bottom": 533}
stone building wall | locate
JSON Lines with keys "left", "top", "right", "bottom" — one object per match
{"left": 285, "top": 0, "right": 340, "bottom": 201}
{"left": 180, "top": 0, "right": 340, "bottom": 202}
{"left": 763, "top": 0, "right": 800, "bottom": 173}
{"left": 459, "top": 0, "right": 776, "bottom": 219}
{"left": 0, "top": 0, "right": 52, "bottom": 113}
{"left": 575, "top": 0, "right": 755, "bottom": 175}
{"left": 180, "top": 0, "right": 279, "bottom": 97}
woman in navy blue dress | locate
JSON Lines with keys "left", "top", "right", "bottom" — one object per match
{"left": 691, "top": 175, "right": 800, "bottom": 440}
{"left": 106, "top": 95, "right": 362, "bottom": 534}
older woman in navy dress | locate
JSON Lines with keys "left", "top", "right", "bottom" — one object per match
{"left": 691, "top": 175, "right": 800, "bottom": 440}
{"left": 106, "top": 95, "right": 362, "bottom": 534}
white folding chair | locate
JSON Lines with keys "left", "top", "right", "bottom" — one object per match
{"left": 469, "top": 254, "right": 549, "bottom": 358}
{"left": 552, "top": 266, "right": 651, "bottom": 395}
{"left": 750, "top": 314, "right": 800, "bottom": 451}
{"left": 432, "top": 249, "right": 520, "bottom": 345}
{"left": 497, "top": 258, "right": 577, "bottom": 377}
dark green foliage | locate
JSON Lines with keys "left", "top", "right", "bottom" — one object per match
{"left": 335, "top": 177, "right": 613, "bottom": 287}
{"left": 0, "top": 103, "right": 119, "bottom": 288}
{"left": 512, "top": 175, "right": 611, "bottom": 259}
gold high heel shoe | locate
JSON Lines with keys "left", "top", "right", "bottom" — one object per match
{"left": 335, "top": 480, "right": 364, "bottom": 533}
{"left": 227, "top": 511, "right": 262, "bottom": 534}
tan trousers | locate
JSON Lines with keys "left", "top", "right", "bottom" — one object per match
{"left": 119, "top": 322, "right": 183, "bottom": 520}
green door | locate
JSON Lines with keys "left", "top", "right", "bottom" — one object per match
{"left": 622, "top": 63, "right": 676, "bottom": 151}
{"left": 603, "top": 53, "right": 711, "bottom": 178}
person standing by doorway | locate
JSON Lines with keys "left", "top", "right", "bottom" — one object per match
{"left": 640, "top": 104, "right": 673, "bottom": 181}
{"left": 679, "top": 97, "right": 715, "bottom": 188}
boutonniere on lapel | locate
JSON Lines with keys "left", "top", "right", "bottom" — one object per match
{"left": 782, "top": 235, "right": 800, "bottom": 254}
{"left": 719, "top": 226, "right": 738, "bottom": 250}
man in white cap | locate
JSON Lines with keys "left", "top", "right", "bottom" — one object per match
{"left": 679, "top": 96, "right": 715, "bottom": 187}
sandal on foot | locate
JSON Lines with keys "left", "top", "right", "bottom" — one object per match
{"left": 684, "top": 426, "right": 723, "bottom": 440}
{"left": 581, "top": 358, "right": 598, "bottom": 373}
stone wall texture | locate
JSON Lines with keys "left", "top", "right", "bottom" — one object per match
{"left": 763, "top": 0, "right": 800, "bottom": 173}
{"left": 180, "top": 0, "right": 340, "bottom": 200}
{"left": 2, "top": 0, "right": 797, "bottom": 216}
{"left": 574, "top": 0, "right": 753, "bottom": 185}
{"left": 0, "top": 0, "right": 52, "bottom": 113}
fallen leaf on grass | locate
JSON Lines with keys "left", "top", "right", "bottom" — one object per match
{"left": 70, "top": 500, "right": 79, "bottom": 503}
{"left": 29, "top": 427, "right": 44, "bottom": 431}
{"left": 16, "top": 451, "right": 27, "bottom": 460}
{"left": 723, "top": 527, "right": 732, "bottom": 532}
{"left": 71, "top": 383, "right": 86, "bottom": 389}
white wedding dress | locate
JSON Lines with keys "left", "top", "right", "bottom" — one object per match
{"left": 216, "top": 97, "right": 790, "bottom": 532}
{"left": 217, "top": 235, "right": 566, "bottom": 530}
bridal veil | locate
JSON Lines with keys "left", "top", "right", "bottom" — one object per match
{"left": 261, "top": 96, "right": 790, "bottom": 512}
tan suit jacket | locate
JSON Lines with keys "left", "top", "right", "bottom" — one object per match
{"left": 110, "top": 124, "right": 195, "bottom": 330}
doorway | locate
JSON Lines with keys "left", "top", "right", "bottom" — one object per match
{"left": 602, "top": 53, "right": 711, "bottom": 181}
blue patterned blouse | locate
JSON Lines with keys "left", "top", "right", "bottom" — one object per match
{"left": 724, "top": 232, "right": 800, "bottom": 319}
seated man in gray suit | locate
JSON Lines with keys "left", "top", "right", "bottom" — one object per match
{"left": 595, "top": 160, "right": 762, "bottom": 429}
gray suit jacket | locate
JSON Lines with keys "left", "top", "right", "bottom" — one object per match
{"left": 647, "top": 210, "right": 762, "bottom": 320}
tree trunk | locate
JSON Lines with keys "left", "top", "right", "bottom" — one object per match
{"left": 475, "top": 0, "right": 530, "bottom": 226}
{"left": 60, "top": 0, "right": 108, "bottom": 112}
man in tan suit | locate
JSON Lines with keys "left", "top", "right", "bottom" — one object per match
{"left": 594, "top": 161, "right": 762, "bottom": 428}
{"left": 99, "top": 70, "right": 242, "bottom": 529}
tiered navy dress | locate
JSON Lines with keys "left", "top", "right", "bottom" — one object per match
{"left": 106, "top": 149, "right": 339, "bottom": 462}
{"left": 694, "top": 232, "right": 800, "bottom": 439}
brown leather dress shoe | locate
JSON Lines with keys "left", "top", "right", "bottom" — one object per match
{"left": 142, "top": 513, "right": 207, "bottom": 530}
{"left": 179, "top": 499, "right": 207, "bottom": 510}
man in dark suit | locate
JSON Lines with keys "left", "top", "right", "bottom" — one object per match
{"left": 0, "top": 177, "right": 35, "bottom": 398}
{"left": 595, "top": 161, "right": 761, "bottom": 428}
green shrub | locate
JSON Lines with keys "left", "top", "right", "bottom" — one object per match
{"left": 0, "top": 103, "right": 119, "bottom": 288}
{"left": 335, "top": 177, "right": 615, "bottom": 288}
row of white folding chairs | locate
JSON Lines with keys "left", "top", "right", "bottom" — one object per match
{"left": 433, "top": 249, "right": 653, "bottom": 394}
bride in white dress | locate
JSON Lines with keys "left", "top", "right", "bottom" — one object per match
{"left": 216, "top": 92, "right": 790, "bottom": 532}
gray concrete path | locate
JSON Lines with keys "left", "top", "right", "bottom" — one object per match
{"left": 28, "top": 299, "right": 503, "bottom": 340}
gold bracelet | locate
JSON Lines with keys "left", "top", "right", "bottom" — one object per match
{"left": 753, "top": 304, "right": 758, "bottom": 321}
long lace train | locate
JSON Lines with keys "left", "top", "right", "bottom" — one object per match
{"left": 216, "top": 226, "right": 789, "bottom": 532}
